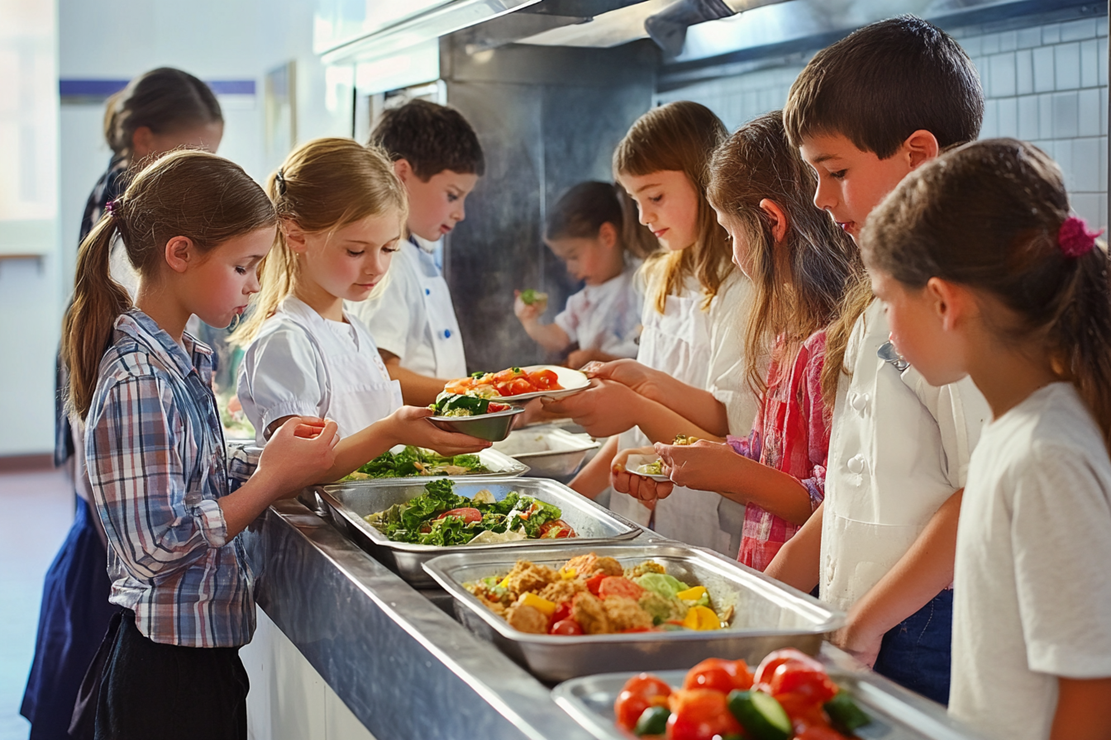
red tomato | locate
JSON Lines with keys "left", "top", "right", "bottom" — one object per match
{"left": 665, "top": 689, "right": 742, "bottom": 740}
{"left": 753, "top": 648, "right": 822, "bottom": 688}
{"left": 435, "top": 507, "right": 482, "bottom": 523}
{"left": 775, "top": 691, "right": 828, "bottom": 726}
{"left": 539, "top": 519, "right": 576, "bottom": 538}
{"left": 487, "top": 402, "right": 511, "bottom": 413}
{"left": 794, "top": 717, "right": 847, "bottom": 740}
{"left": 614, "top": 674, "right": 673, "bottom": 731}
{"left": 598, "top": 576, "right": 646, "bottom": 601}
{"left": 682, "top": 658, "right": 754, "bottom": 694}
{"left": 549, "top": 619, "right": 584, "bottom": 636}
{"left": 551, "top": 602, "right": 571, "bottom": 624}
{"left": 767, "top": 663, "right": 838, "bottom": 704}
{"left": 586, "top": 572, "right": 608, "bottom": 596}
{"left": 530, "top": 369, "right": 560, "bottom": 389}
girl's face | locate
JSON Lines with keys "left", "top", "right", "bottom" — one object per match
{"left": 618, "top": 170, "right": 700, "bottom": 252}
{"left": 714, "top": 209, "right": 753, "bottom": 277}
{"left": 296, "top": 211, "right": 403, "bottom": 303}
{"left": 546, "top": 224, "right": 622, "bottom": 286}
{"left": 131, "top": 120, "right": 224, "bottom": 160}
{"left": 187, "top": 226, "right": 272, "bottom": 328}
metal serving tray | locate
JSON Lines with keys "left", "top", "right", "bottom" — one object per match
{"left": 317, "top": 477, "right": 641, "bottom": 588}
{"left": 492, "top": 426, "right": 600, "bottom": 479}
{"left": 421, "top": 543, "right": 845, "bottom": 683}
{"left": 552, "top": 645, "right": 984, "bottom": 740}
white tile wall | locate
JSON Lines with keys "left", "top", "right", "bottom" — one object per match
{"left": 659, "top": 14, "right": 1109, "bottom": 228}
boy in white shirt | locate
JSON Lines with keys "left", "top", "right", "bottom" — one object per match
{"left": 350, "top": 100, "right": 485, "bottom": 405}
{"left": 514, "top": 181, "right": 643, "bottom": 368}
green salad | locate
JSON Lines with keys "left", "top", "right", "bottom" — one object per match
{"left": 345, "top": 445, "right": 490, "bottom": 480}
{"left": 363, "top": 479, "right": 573, "bottom": 546}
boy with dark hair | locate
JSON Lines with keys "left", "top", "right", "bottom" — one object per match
{"left": 351, "top": 99, "right": 486, "bottom": 405}
{"left": 765, "top": 15, "right": 989, "bottom": 705}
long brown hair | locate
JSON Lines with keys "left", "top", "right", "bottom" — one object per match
{"left": 708, "top": 111, "right": 862, "bottom": 399}
{"left": 104, "top": 67, "right": 222, "bottom": 159}
{"left": 544, "top": 181, "right": 658, "bottom": 261}
{"left": 229, "top": 137, "right": 408, "bottom": 346}
{"left": 62, "top": 150, "right": 275, "bottom": 418}
{"left": 862, "top": 138, "right": 1111, "bottom": 448}
{"left": 614, "top": 101, "right": 732, "bottom": 312}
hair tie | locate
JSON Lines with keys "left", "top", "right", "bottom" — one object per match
{"left": 275, "top": 169, "right": 287, "bottom": 195}
{"left": 1058, "top": 216, "right": 1102, "bottom": 258}
{"left": 104, "top": 199, "right": 116, "bottom": 215}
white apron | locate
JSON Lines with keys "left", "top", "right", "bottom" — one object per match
{"left": 610, "top": 284, "right": 746, "bottom": 557}
{"left": 413, "top": 245, "right": 467, "bottom": 379}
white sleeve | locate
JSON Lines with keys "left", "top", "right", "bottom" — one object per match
{"left": 348, "top": 256, "right": 420, "bottom": 360}
{"left": 553, "top": 290, "right": 584, "bottom": 345}
{"left": 904, "top": 371, "right": 990, "bottom": 489}
{"left": 1012, "top": 441, "right": 1111, "bottom": 678}
{"left": 706, "top": 275, "right": 761, "bottom": 435}
{"left": 236, "top": 325, "right": 327, "bottom": 444}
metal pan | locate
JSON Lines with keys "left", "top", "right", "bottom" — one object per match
{"left": 421, "top": 543, "right": 845, "bottom": 683}
{"left": 492, "top": 426, "right": 600, "bottom": 479}
{"left": 316, "top": 477, "right": 641, "bottom": 588}
{"left": 552, "top": 644, "right": 985, "bottom": 740}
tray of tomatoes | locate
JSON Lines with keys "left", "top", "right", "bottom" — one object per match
{"left": 552, "top": 645, "right": 981, "bottom": 740}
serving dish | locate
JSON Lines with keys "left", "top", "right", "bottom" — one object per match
{"left": 552, "top": 644, "right": 982, "bottom": 740}
{"left": 429, "top": 406, "right": 525, "bottom": 441}
{"left": 421, "top": 543, "right": 844, "bottom": 683}
{"left": 316, "top": 477, "right": 640, "bottom": 588}
{"left": 492, "top": 426, "right": 600, "bottom": 478}
{"left": 624, "top": 453, "right": 669, "bottom": 482}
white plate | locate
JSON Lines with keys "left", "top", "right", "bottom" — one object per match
{"left": 448, "top": 365, "right": 591, "bottom": 402}
{"left": 624, "top": 453, "right": 670, "bottom": 482}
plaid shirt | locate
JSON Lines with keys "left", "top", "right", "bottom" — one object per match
{"left": 85, "top": 310, "right": 254, "bottom": 647}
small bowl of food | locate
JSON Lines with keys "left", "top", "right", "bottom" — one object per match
{"left": 428, "top": 393, "right": 525, "bottom": 442}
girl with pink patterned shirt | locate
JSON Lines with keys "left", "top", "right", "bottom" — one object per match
{"left": 625, "top": 111, "right": 862, "bottom": 570}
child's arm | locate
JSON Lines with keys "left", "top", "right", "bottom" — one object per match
{"left": 764, "top": 502, "right": 823, "bottom": 592}
{"left": 379, "top": 350, "right": 450, "bottom": 407}
{"left": 585, "top": 360, "right": 730, "bottom": 437}
{"left": 1051, "top": 678, "right": 1111, "bottom": 740}
{"left": 515, "top": 292, "right": 571, "bottom": 354}
{"left": 569, "top": 435, "right": 619, "bottom": 498}
{"left": 834, "top": 489, "right": 962, "bottom": 667}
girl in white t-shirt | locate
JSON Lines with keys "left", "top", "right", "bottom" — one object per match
{"left": 544, "top": 102, "right": 761, "bottom": 556}
{"left": 861, "top": 138, "right": 1111, "bottom": 740}
{"left": 514, "top": 181, "right": 650, "bottom": 368}
{"left": 231, "top": 138, "right": 488, "bottom": 481}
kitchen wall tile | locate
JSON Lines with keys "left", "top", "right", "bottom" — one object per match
{"left": 989, "top": 53, "right": 1016, "bottom": 97}
{"left": 1072, "top": 193, "right": 1101, "bottom": 226}
{"left": 1081, "top": 39, "right": 1100, "bottom": 88}
{"left": 972, "top": 56, "right": 988, "bottom": 93}
{"left": 981, "top": 32, "right": 1000, "bottom": 55}
{"left": 1018, "top": 26, "right": 1042, "bottom": 49}
{"left": 1039, "top": 93, "right": 1055, "bottom": 138}
{"left": 1033, "top": 46, "right": 1056, "bottom": 93}
{"left": 1061, "top": 18, "right": 1097, "bottom": 43}
{"left": 1043, "top": 23, "right": 1061, "bottom": 46}
{"left": 1016, "top": 48, "right": 1034, "bottom": 94}
{"left": 1018, "top": 94, "right": 1040, "bottom": 139}
{"left": 1055, "top": 43, "right": 1081, "bottom": 90}
{"left": 1100, "top": 200, "right": 1107, "bottom": 232}
{"left": 1079, "top": 88, "right": 1102, "bottom": 137}
{"left": 1102, "top": 86, "right": 1109, "bottom": 134}
{"left": 1000, "top": 30, "right": 1018, "bottom": 52}
{"left": 1054, "top": 91, "right": 1081, "bottom": 138}
{"left": 1072, "top": 138, "right": 1101, "bottom": 191}
{"left": 960, "top": 35, "right": 982, "bottom": 57}
{"left": 1101, "top": 137, "right": 1108, "bottom": 191}
{"left": 1100, "top": 17, "right": 1109, "bottom": 37}
{"left": 995, "top": 96, "right": 1018, "bottom": 138}
{"left": 981, "top": 98, "right": 998, "bottom": 139}
{"left": 1100, "top": 37, "right": 1109, "bottom": 87}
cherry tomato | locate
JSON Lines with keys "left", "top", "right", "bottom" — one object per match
{"left": 767, "top": 662, "right": 838, "bottom": 704}
{"left": 598, "top": 576, "right": 646, "bottom": 601}
{"left": 551, "top": 601, "right": 571, "bottom": 624}
{"left": 775, "top": 691, "right": 829, "bottom": 726}
{"left": 753, "top": 648, "right": 822, "bottom": 688}
{"left": 549, "top": 619, "right": 584, "bottom": 636}
{"left": 539, "top": 519, "right": 576, "bottom": 538}
{"left": 665, "top": 689, "right": 742, "bottom": 740}
{"left": 682, "top": 658, "right": 754, "bottom": 694}
{"left": 794, "top": 716, "right": 847, "bottom": 740}
{"left": 586, "top": 572, "right": 608, "bottom": 596}
{"left": 615, "top": 674, "right": 673, "bottom": 731}
{"left": 435, "top": 507, "right": 482, "bottom": 523}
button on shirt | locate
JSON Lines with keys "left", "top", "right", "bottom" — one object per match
{"left": 85, "top": 310, "right": 252, "bottom": 648}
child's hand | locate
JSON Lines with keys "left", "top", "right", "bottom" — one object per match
{"left": 611, "top": 446, "right": 670, "bottom": 509}
{"left": 385, "top": 406, "right": 492, "bottom": 456}
{"left": 541, "top": 378, "right": 645, "bottom": 437}
{"left": 514, "top": 290, "right": 543, "bottom": 323}
{"left": 582, "top": 358, "right": 658, "bottom": 397}
{"left": 654, "top": 439, "right": 733, "bottom": 492}
{"left": 256, "top": 416, "right": 339, "bottom": 497}
{"left": 831, "top": 612, "right": 884, "bottom": 669}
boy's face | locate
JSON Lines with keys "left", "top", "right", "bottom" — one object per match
{"left": 396, "top": 163, "right": 479, "bottom": 242}
{"left": 799, "top": 132, "right": 916, "bottom": 241}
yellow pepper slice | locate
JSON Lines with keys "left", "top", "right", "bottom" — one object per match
{"left": 676, "top": 586, "right": 707, "bottom": 602}
{"left": 519, "top": 592, "right": 557, "bottom": 616}
{"left": 560, "top": 566, "right": 578, "bottom": 580}
{"left": 682, "top": 605, "right": 721, "bottom": 631}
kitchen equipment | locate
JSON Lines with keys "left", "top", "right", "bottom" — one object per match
{"left": 492, "top": 425, "right": 600, "bottom": 478}
{"left": 429, "top": 406, "right": 525, "bottom": 441}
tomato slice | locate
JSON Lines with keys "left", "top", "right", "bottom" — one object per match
{"left": 435, "top": 507, "right": 482, "bottom": 523}
{"left": 666, "top": 689, "right": 742, "bottom": 740}
{"left": 754, "top": 648, "right": 823, "bottom": 688}
{"left": 598, "top": 576, "right": 646, "bottom": 601}
{"left": 539, "top": 519, "right": 576, "bottom": 538}
{"left": 767, "top": 663, "right": 838, "bottom": 704}
{"left": 682, "top": 658, "right": 754, "bottom": 694}
{"left": 549, "top": 618, "right": 584, "bottom": 635}
{"left": 586, "top": 572, "right": 608, "bottom": 596}
{"left": 615, "top": 674, "right": 673, "bottom": 731}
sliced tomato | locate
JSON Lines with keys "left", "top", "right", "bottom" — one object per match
{"left": 775, "top": 691, "right": 829, "bottom": 727}
{"left": 666, "top": 688, "right": 742, "bottom": 740}
{"left": 767, "top": 662, "right": 838, "bottom": 704}
{"left": 586, "top": 572, "right": 608, "bottom": 596}
{"left": 551, "top": 601, "right": 572, "bottom": 624}
{"left": 530, "top": 368, "right": 560, "bottom": 388}
{"left": 501, "top": 377, "right": 537, "bottom": 396}
{"left": 682, "top": 658, "right": 754, "bottom": 694}
{"left": 794, "top": 716, "right": 847, "bottom": 740}
{"left": 598, "top": 576, "right": 646, "bottom": 601}
{"left": 435, "top": 507, "right": 482, "bottom": 523}
{"left": 615, "top": 674, "right": 673, "bottom": 731}
{"left": 487, "top": 402, "right": 511, "bottom": 413}
{"left": 549, "top": 618, "right": 584, "bottom": 636}
{"left": 754, "top": 648, "right": 823, "bottom": 688}
{"left": 539, "top": 519, "right": 576, "bottom": 538}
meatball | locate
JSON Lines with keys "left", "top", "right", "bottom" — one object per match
{"left": 539, "top": 578, "right": 585, "bottom": 605}
{"left": 603, "top": 596, "right": 655, "bottom": 632}
{"left": 505, "top": 603, "right": 549, "bottom": 634}
{"left": 594, "top": 556, "right": 624, "bottom": 577}
{"left": 503, "top": 561, "right": 559, "bottom": 595}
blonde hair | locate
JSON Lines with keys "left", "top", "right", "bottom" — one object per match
{"left": 62, "top": 150, "right": 275, "bottom": 418}
{"left": 230, "top": 137, "right": 408, "bottom": 345}
{"left": 613, "top": 101, "right": 732, "bottom": 313}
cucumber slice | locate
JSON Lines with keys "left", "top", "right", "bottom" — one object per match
{"left": 824, "top": 691, "right": 872, "bottom": 734}
{"left": 633, "top": 706, "right": 670, "bottom": 736}
{"left": 727, "top": 690, "right": 792, "bottom": 740}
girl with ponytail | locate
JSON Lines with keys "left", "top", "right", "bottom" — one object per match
{"left": 231, "top": 138, "right": 487, "bottom": 482}
{"left": 62, "top": 150, "right": 339, "bottom": 740}
{"left": 860, "top": 138, "right": 1111, "bottom": 739}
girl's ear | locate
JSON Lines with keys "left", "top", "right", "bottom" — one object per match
{"left": 904, "top": 130, "right": 940, "bottom": 171}
{"left": 598, "top": 221, "right": 619, "bottom": 249}
{"left": 758, "top": 199, "right": 789, "bottom": 244}
{"left": 131, "top": 126, "right": 155, "bottom": 159}
{"left": 164, "top": 236, "right": 196, "bottom": 274}
{"left": 282, "top": 220, "right": 308, "bottom": 254}
{"left": 926, "top": 276, "right": 973, "bottom": 331}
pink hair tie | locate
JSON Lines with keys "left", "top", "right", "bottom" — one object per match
{"left": 1058, "top": 216, "right": 1102, "bottom": 258}
{"left": 104, "top": 200, "right": 116, "bottom": 215}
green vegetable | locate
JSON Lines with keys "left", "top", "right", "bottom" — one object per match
{"left": 727, "top": 690, "right": 792, "bottom": 740}
{"left": 634, "top": 572, "right": 690, "bottom": 599}
{"left": 824, "top": 691, "right": 871, "bottom": 734}
{"left": 430, "top": 392, "right": 498, "bottom": 416}
{"left": 519, "top": 289, "right": 548, "bottom": 306}
{"left": 347, "top": 445, "right": 490, "bottom": 479}
{"left": 634, "top": 706, "right": 670, "bottom": 736}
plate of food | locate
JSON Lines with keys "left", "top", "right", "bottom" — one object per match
{"left": 624, "top": 454, "right": 670, "bottom": 482}
{"left": 443, "top": 365, "right": 590, "bottom": 403}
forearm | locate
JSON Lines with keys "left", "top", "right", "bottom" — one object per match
{"left": 570, "top": 436, "right": 618, "bottom": 498}
{"left": 219, "top": 472, "right": 288, "bottom": 539}
{"left": 846, "top": 489, "right": 962, "bottom": 638}
{"left": 713, "top": 455, "right": 815, "bottom": 525}
{"left": 634, "top": 394, "right": 724, "bottom": 444}
{"left": 639, "top": 373, "right": 730, "bottom": 437}
{"left": 521, "top": 319, "right": 571, "bottom": 354}
{"left": 1052, "top": 678, "right": 1111, "bottom": 740}
{"left": 320, "top": 422, "right": 399, "bottom": 482}
{"left": 382, "top": 353, "right": 449, "bottom": 406}
{"left": 764, "top": 502, "right": 823, "bottom": 592}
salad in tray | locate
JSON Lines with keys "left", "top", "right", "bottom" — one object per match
{"left": 363, "top": 479, "right": 577, "bottom": 547}
{"left": 614, "top": 649, "right": 872, "bottom": 740}
{"left": 466, "top": 552, "right": 733, "bottom": 636}
{"left": 344, "top": 445, "right": 491, "bottom": 480}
